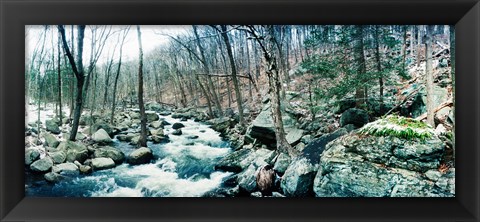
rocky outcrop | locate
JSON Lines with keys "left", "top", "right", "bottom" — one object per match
{"left": 313, "top": 133, "right": 452, "bottom": 197}
{"left": 280, "top": 128, "right": 348, "bottom": 197}
{"left": 127, "top": 147, "right": 153, "bottom": 165}
{"left": 93, "top": 146, "right": 125, "bottom": 164}
{"left": 208, "top": 117, "right": 234, "bottom": 135}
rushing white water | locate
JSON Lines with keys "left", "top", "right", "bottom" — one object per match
{"left": 26, "top": 111, "right": 233, "bottom": 197}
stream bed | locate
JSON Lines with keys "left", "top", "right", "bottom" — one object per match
{"left": 25, "top": 113, "right": 233, "bottom": 197}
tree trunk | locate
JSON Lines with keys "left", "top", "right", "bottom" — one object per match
{"left": 417, "top": 26, "right": 423, "bottom": 67}
{"left": 57, "top": 32, "right": 63, "bottom": 124}
{"left": 374, "top": 26, "right": 384, "bottom": 111}
{"left": 58, "top": 25, "right": 86, "bottom": 141}
{"left": 449, "top": 25, "right": 455, "bottom": 161}
{"left": 425, "top": 25, "right": 435, "bottom": 127}
{"left": 264, "top": 25, "right": 296, "bottom": 156}
{"left": 110, "top": 28, "right": 129, "bottom": 125}
{"left": 193, "top": 25, "right": 223, "bottom": 117}
{"left": 220, "top": 25, "right": 245, "bottom": 126}
{"left": 136, "top": 25, "right": 148, "bottom": 147}
{"left": 354, "top": 25, "right": 367, "bottom": 108}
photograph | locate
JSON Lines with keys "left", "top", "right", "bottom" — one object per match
{"left": 24, "top": 25, "right": 455, "bottom": 198}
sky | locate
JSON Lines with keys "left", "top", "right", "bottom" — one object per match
{"left": 26, "top": 25, "right": 190, "bottom": 67}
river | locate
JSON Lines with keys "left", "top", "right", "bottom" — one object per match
{"left": 25, "top": 111, "right": 234, "bottom": 197}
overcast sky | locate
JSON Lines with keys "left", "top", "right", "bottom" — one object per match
{"left": 26, "top": 25, "right": 190, "bottom": 67}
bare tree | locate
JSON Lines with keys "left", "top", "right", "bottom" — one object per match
{"left": 110, "top": 27, "right": 130, "bottom": 124}
{"left": 425, "top": 25, "right": 435, "bottom": 127}
{"left": 58, "top": 25, "right": 86, "bottom": 141}
{"left": 136, "top": 25, "right": 148, "bottom": 147}
{"left": 218, "top": 25, "right": 245, "bottom": 126}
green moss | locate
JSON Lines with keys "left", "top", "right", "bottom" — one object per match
{"left": 359, "top": 115, "right": 433, "bottom": 141}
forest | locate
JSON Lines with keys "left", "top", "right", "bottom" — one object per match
{"left": 24, "top": 25, "right": 455, "bottom": 197}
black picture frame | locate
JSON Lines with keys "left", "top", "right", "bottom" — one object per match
{"left": 1, "top": 0, "right": 479, "bottom": 221}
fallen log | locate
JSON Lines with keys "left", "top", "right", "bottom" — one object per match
{"left": 415, "top": 100, "right": 453, "bottom": 121}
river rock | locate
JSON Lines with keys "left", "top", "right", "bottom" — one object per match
{"left": 91, "top": 122, "right": 114, "bottom": 136}
{"left": 44, "top": 172, "right": 64, "bottom": 183}
{"left": 172, "top": 122, "right": 185, "bottom": 130}
{"left": 57, "top": 141, "right": 89, "bottom": 163}
{"left": 273, "top": 153, "right": 291, "bottom": 174}
{"left": 313, "top": 133, "right": 451, "bottom": 197}
{"left": 340, "top": 108, "right": 369, "bottom": 128}
{"left": 150, "top": 121, "right": 163, "bottom": 129}
{"left": 172, "top": 129, "right": 182, "bottom": 135}
{"left": 91, "top": 157, "right": 116, "bottom": 170}
{"left": 63, "top": 132, "right": 86, "bottom": 141}
{"left": 127, "top": 147, "right": 153, "bottom": 165}
{"left": 92, "top": 129, "right": 112, "bottom": 144}
{"left": 208, "top": 117, "right": 233, "bottom": 135}
{"left": 94, "top": 146, "right": 125, "bottom": 164}
{"left": 25, "top": 148, "right": 41, "bottom": 165}
{"left": 52, "top": 162, "right": 79, "bottom": 175}
{"left": 214, "top": 148, "right": 252, "bottom": 173}
{"left": 151, "top": 135, "right": 168, "bottom": 144}
{"left": 30, "top": 157, "right": 53, "bottom": 173}
{"left": 49, "top": 151, "right": 66, "bottom": 164}
{"left": 45, "top": 119, "right": 61, "bottom": 134}
{"left": 79, "top": 165, "right": 93, "bottom": 174}
{"left": 146, "top": 111, "right": 159, "bottom": 122}
{"left": 43, "top": 132, "right": 59, "bottom": 148}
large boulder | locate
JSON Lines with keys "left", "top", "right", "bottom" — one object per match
{"left": 30, "top": 157, "right": 53, "bottom": 173}
{"left": 57, "top": 141, "right": 89, "bottom": 163}
{"left": 25, "top": 148, "right": 41, "bottom": 165}
{"left": 281, "top": 157, "right": 317, "bottom": 197}
{"left": 43, "top": 132, "right": 59, "bottom": 148}
{"left": 273, "top": 153, "right": 291, "bottom": 175}
{"left": 91, "top": 157, "right": 116, "bottom": 170}
{"left": 93, "top": 146, "right": 125, "bottom": 164}
{"left": 246, "top": 103, "right": 296, "bottom": 146}
{"left": 313, "top": 132, "right": 451, "bottom": 197}
{"left": 238, "top": 164, "right": 258, "bottom": 193}
{"left": 279, "top": 128, "right": 348, "bottom": 197}
{"left": 45, "top": 119, "right": 61, "bottom": 134}
{"left": 340, "top": 108, "right": 369, "bottom": 128}
{"left": 127, "top": 147, "right": 153, "bottom": 165}
{"left": 91, "top": 122, "right": 114, "bottom": 136}
{"left": 92, "top": 129, "right": 112, "bottom": 144}
{"left": 52, "top": 162, "right": 79, "bottom": 175}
